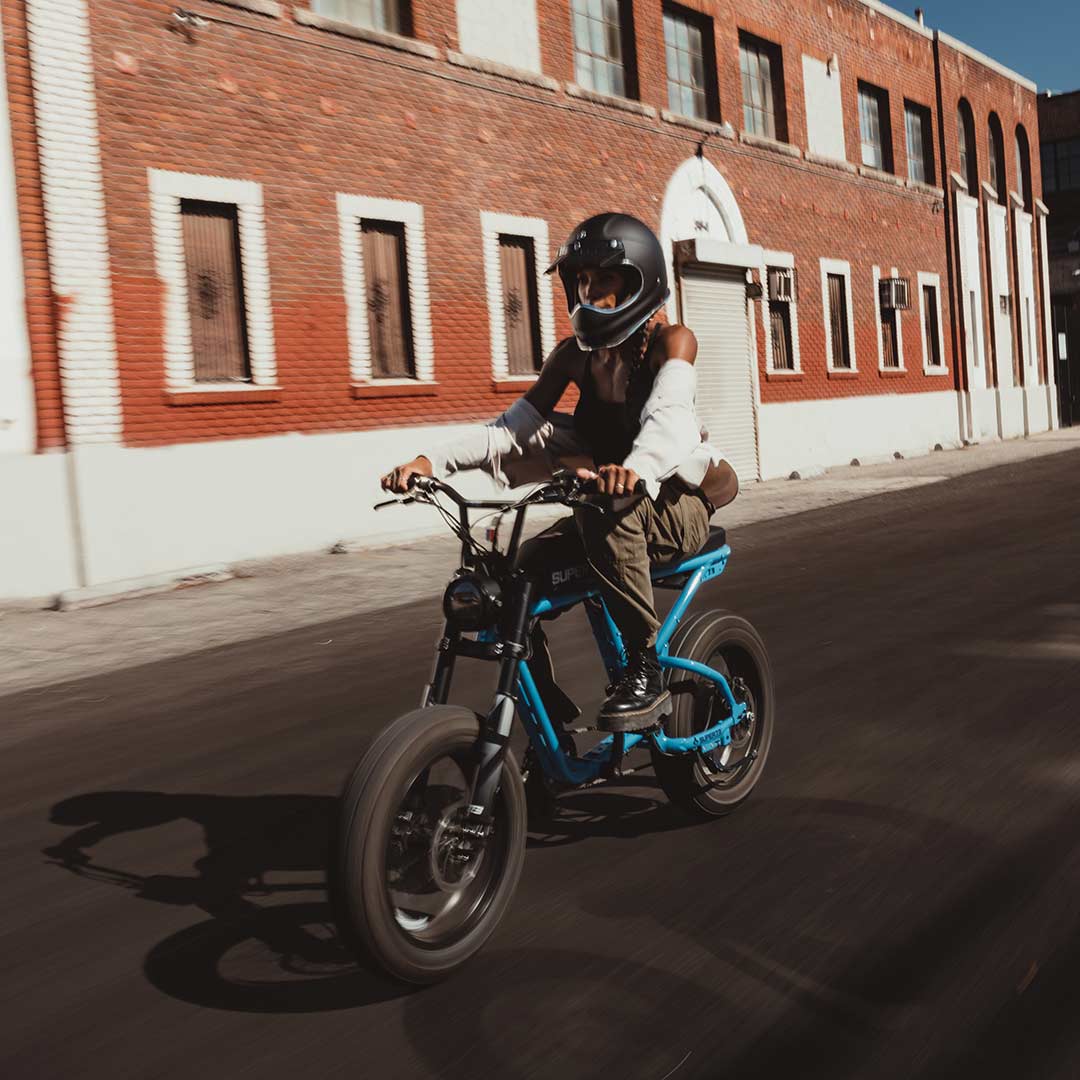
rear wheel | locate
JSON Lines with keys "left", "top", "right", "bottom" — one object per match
{"left": 334, "top": 706, "right": 526, "bottom": 984}
{"left": 652, "top": 611, "right": 774, "bottom": 817}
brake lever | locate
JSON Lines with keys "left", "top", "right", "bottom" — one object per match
{"left": 373, "top": 496, "right": 416, "bottom": 511}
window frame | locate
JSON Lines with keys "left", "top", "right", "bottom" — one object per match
{"left": 662, "top": 2, "right": 719, "bottom": 123}
{"left": 820, "top": 257, "right": 857, "bottom": 373}
{"left": 310, "top": 0, "right": 409, "bottom": 36}
{"left": 762, "top": 250, "right": 801, "bottom": 374}
{"left": 480, "top": 211, "right": 557, "bottom": 384}
{"left": 872, "top": 264, "right": 906, "bottom": 372}
{"left": 957, "top": 99, "right": 978, "bottom": 194}
{"left": 916, "top": 271, "right": 948, "bottom": 375}
{"left": 904, "top": 99, "right": 934, "bottom": 185}
{"left": 337, "top": 193, "right": 435, "bottom": 385}
{"left": 988, "top": 112, "right": 1007, "bottom": 203}
{"left": 569, "top": 0, "right": 638, "bottom": 101}
{"left": 738, "top": 30, "right": 785, "bottom": 142}
{"left": 148, "top": 168, "right": 278, "bottom": 393}
{"left": 858, "top": 80, "right": 892, "bottom": 173}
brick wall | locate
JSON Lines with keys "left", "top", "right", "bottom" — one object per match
{"left": 4, "top": 0, "right": 1043, "bottom": 450}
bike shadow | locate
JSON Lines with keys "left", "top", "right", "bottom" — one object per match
{"left": 526, "top": 777, "right": 708, "bottom": 849}
{"left": 42, "top": 789, "right": 410, "bottom": 1012}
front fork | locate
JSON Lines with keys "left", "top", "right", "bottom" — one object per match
{"left": 423, "top": 578, "right": 534, "bottom": 824}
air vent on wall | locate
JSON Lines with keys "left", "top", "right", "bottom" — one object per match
{"left": 767, "top": 267, "right": 797, "bottom": 302}
{"left": 879, "top": 277, "right": 911, "bottom": 310}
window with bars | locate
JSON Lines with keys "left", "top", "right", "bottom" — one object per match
{"left": 739, "top": 31, "right": 784, "bottom": 141}
{"left": 858, "top": 81, "right": 891, "bottom": 172}
{"left": 311, "top": 0, "right": 407, "bottom": 34}
{"left": 923, "top": 284, "right": 942, "bottom": 368}
{"left": 571, "top": 0, "right": 635, "bottom": 99}
{"left": 663, "top": 4, "right": 716, "bottom": 122}
{"left": 827, "top": 272, "right": 852, "bottom": 369}
{"left": 498, "top": 235, "right": 543, "bottom": 376}
{"left": 361, "top": 219, "right": 416, "bottom": 379}
{"left": 180, "top": 200, "right": 252, "bottom": 384}
{"left": 880, "top": 308, "right": 900, "bottom": 368}
{"left": 905, "top": 100, "right": 934, "bottom": 185}
{"left": 768, "top": 301, "right": 794, "bottom": 371}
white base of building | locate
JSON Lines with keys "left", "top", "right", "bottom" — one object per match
{"left": 1022, "top": 384, "right": 1051, "bottom": 435}
{"left": 996, "top": 386, "right": 1027, "bottom": 440}
{"left": 0, "top": 385, "right": 1061, "bottom": 601}
{"left": 0, "top": 425, "right": 519, "bottom": 600}
{"left": 757, "top": 390, "right": 963, "bottom": 480}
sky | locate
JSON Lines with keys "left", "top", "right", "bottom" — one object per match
{"left": 884, "top": 0, "right": 1079, "bottom": 93}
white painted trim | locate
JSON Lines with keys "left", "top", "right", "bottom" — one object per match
{"left": 762, "top": 252, "right": 801, "bottom": 374}
{"left": 0, "top": 20, "right": 35, "bottom": 454}
{"left": 337, "top": 193, "right": 435, "bottom": 383}
{"left": 26, "top": 0, "right": 124, "bottom": 444}
{"left": 916, "top": 271, "right": 948, "bottom": 375}
{"left": 934, "top": 30, "right": 1037, "bottom": 93}
{"left": 691, "top": 238, "right": 763, "bottom": 268}
{"left": 820, "top": 257, "right": 857, "bottom": 372}
{"left": 148, "top": 169, "right": 278, "bottom": 390}
{"left": 1036, "top": 213, "right": 1058, "bottom": 428}
{"left": 872, "top": 265, "right": 906, "bottom": 372}
{"left": 660, "top": 155, "right": 748, "bottom": 322}
{"left": 479, "top": 211, "right": 556, "bottom": 381}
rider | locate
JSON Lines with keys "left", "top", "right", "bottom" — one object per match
{"left": 381, "top": 213, "right": 737, "bottom": 732}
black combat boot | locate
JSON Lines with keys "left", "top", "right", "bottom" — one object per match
{"left": 598, "top": 645, "right": 672, "bottom": 732}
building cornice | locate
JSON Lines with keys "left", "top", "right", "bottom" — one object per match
{"left": 935, "top": 30, "right": 1037, "bottom": 93}
{"left": 857, "top": 0, "right": 932, "bottom": 40}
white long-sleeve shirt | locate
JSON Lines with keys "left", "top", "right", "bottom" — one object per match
{"left": 426, "top": 359, "right": 724, "bottom": 500}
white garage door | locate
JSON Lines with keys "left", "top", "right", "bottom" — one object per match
{"left": 679, "top": 268, "right": 759, "bottom": 483}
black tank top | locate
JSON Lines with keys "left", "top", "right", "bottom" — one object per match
{"left": 573, "top": 326, "right": 659, "bottom": 467}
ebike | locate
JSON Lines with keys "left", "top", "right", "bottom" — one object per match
{"left": 334, "top": 472, "right": 773, "bottom": 984}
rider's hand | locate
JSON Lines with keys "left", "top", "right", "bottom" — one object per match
{"left": 381, "top": 455, "right": 433, "bottom": 494}
{"left": 575, "top": 463, "right": 641, "bottom": 496}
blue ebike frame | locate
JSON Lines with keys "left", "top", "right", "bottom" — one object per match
{"left": 516, "top": 543, "right": 743, "bottom": 786}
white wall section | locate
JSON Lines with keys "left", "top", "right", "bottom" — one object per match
{"left": 757, "top": 391, "right": 962, "bottom": 479}
{"left": 26, "top": 0, "right": 123, "bottom": 444}
{"left": 802, "top": 54, "right": 846, "bottom": 162}
{"left": 456, "top": 0, "right": 541, "bottom": 72}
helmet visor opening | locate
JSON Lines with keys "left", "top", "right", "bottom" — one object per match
{"left": 570, "top": 264, "right": 644, "bottom": 313}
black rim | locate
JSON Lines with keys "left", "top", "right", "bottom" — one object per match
{"left": 382, "top": 749, "right": 512, "bottom": 949}
{"left": 696, "top": 646, "right": 765, "bottom": 787}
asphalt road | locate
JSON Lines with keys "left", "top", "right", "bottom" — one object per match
{"left": 3, "top": 449, "right": 1080, "bottom": 1080}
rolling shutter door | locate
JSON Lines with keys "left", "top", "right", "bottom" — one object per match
{"left": 679, "top": 269, "right": 759, "bottom": 483}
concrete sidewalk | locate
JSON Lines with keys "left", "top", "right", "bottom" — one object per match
{"left": 3, "top": 427, "right": 1078, "bottom": 697}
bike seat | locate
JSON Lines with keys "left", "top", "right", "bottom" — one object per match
{"left": 651, "top": 526, "right": 727, "bottom": 588}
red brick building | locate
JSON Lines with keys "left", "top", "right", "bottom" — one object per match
{"left": 0, "top": 0, "right": 1057, "bottom": 598}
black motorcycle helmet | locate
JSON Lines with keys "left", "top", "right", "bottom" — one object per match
{"left": 546, "top": 213, "right": 669, "bottom": 351}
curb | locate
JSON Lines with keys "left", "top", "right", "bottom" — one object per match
{"left": 55, "top": 564, "right": 234, "bottom": 611}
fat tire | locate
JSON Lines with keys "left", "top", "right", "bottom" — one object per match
{"left": 333, "top": 705, "right": 526, "bottom": 984}
{"left": 654, "top": 611, "right": 774, "bottom": 817}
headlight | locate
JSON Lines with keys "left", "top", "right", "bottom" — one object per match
{"left": 442, "top": 574, "right": 502, "bottom": 631}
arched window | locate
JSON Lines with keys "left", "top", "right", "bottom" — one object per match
{"left": 988, "top": 112, "right": 1006, "bottom": 202}
{"left": 1015, "top": 124, "right": 1033, "bottom": 210}
{"left": 957, "top": 98, "right": 978, "bottom": 194}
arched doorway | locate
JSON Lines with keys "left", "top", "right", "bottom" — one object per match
{"left": 660, "top": 156, "right": 760, "bottom": 482}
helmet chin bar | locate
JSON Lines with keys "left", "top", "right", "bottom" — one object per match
{"left": 569, "top": 293, "right": 668, "bottom": 351}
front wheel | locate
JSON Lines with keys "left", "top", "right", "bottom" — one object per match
{"left": 333, "top": 706, "right": 526, "bottom": 984}
{"left": 652, "top": 611, "right": 774, "bottom": 817}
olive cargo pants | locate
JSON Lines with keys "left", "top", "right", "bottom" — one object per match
{"left": 517, "top": 486, "right": 711, "bottom": 723}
